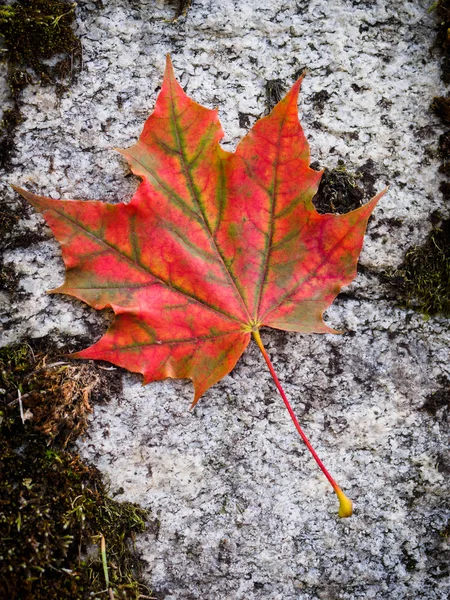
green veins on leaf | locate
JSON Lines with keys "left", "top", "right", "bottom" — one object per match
{"left": 14, "top": 56, "right": 385, "bottom": 517}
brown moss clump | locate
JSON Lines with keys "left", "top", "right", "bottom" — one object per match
{"left": 1, "top": 344, "right": 99, "bottom": 447}
{"left": 0, "top": 344, "right": 153, "bottom": 600}
{"left": 389, "top": 218, "right": 450, "bottom": 318}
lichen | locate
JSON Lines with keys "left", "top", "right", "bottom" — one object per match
{"left": 389, "top": 218, "right": 450, "bottom": 318}
{"left": 0, "top": 344, "right": 152, "bottom": 599}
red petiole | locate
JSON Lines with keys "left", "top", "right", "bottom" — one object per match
{"left": 252, "top": 329, "right": 353, "bottom": 518}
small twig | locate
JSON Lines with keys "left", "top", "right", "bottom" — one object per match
{"left": 25, "top": 342, "right": 36, "bottom": 362}
{"left": 7, "top": 391, "right": 30, "bottom": 407}
{"left": 18, "top": 389, "right": 24, "bottom": 424}
{"left": 42, "top": 361, "right": 70, "bottom": 369}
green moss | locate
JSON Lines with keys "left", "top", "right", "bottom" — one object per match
{"left": 0, "top": 344, "right": 152, "bottom": 600}
{"left": 0, "top": 0, "right": 79, "bottom": 79}
{"left": 389, "top": 219, "right": 450, "bottom": 318}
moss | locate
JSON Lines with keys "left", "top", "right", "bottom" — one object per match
{"left": 311, "top": 159, "right": 365, "bottom": 214}
{"left": 265, "top": 79, "right": 285, "bottom": 112}
{"left": 165, "top": 0, "right": 191, "bottom": 21}
{"left": 0, "top": 344, "right": 152, "bottom": 600}
{"left": 434, "top": 0, "right": 450, "bottom": 84}
{"left": 431, "top": 3, "right": 450, "bottom": 200}
{"left": 431, "top": 96, "right": 450, "bottom": 126}
{"left": 0, "top": 0, "right": 82, "bottom": 169}
{"left": 421, "top": 375, "right": 450, "bottom": 415}
{"left": 0, "top": 0, "right": 79, "bottom": 79}
{"left": 0, "top": 262, "right": 21, "bottom": 296}
{"left": 437, "top": 130, "right": 450, "bottom": 174}
{"left": 389, "top": 218, "right": 450, "bottom": 317}
{"left": 173, "top": 0, "right": 191, "bottom": 20}
{"left": 0, "top": 106, "right": 23, "bottom": 171}
{"left": 309, "top": 89, "right": 331, "bottom": 113}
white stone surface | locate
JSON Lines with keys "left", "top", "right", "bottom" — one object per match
{"left": 1, "top": 1, "right": 449, "bottom": 598}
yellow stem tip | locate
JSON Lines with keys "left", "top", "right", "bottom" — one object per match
{"left": 336, "top": 488, "right": 353, "bottom": 518}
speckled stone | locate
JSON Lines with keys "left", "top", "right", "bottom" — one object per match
{"left": 1, "top": 1, "right": 449, "bottom": 599}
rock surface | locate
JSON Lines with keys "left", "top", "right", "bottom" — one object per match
{"left": 1, "top": 1, "right": 449, "bottom": 598}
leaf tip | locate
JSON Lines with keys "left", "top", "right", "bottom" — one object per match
{"left": 11, "top": 184, "right": 32, "bottom": 201}
{"left": 295, "top": 70, "right": 307, "bottom": 85}
{"left": 165, "top": 53, "right": 175, "bottom": 78}
{"left": 190, "top": 389, "right": 202, "bottom": 410}
{"left": 368, "top": 186, "right": 388, "bottom": 209}
{"left": 10, "top": 185, "right": 46, "bottom": 209}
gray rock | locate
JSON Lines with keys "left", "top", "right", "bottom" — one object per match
{"left": 1, "top": 1, "right": 449, "bottom": 598}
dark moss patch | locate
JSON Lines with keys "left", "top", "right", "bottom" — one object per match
{"left": 439, "top": 180, "right": 450, "bottom": 201}
{"left": 434, "top": 0, "right": 450, "bottom": 84}
{"left": 238, "top": 112, "right": 252, "bottom": 129}
{"left": 309, "top": 89, "right": 331, "bottom": 113}
{"left": 0, "top": 106, "right": 23, "bottom": 171}
{"left": 432, "top": 3, "right": 450, "bottom": 203}
{"left": 388, "top": 218, "right": 450, "bottom": 317}
{"left": 311, "top": 159, "right": 367, "bottom": 214}
{"left": 0, "top": 344, "right": 151, "bottom": 599}
{"left": 0, "top": 0, "right": 82, "bottom": 169}
{"left": 431, "top": 96, "right": 450, "bottom": 126}
{"left": 265, "top": 79, "right": 285, "bottom": 112}
{"left": 168, "top": 0, "right": 192, "bottom": 20}
{"left": 401, "top": 541, "right": 418, "bottom": 573}
{"left": 438, "top": 130, "right": 450, "bottom": 175}
{"left": 421, "top": 375, "right": 450, "bottom": 415}
{"left": 0, "top": 261, "right": 21, "bottom": 296}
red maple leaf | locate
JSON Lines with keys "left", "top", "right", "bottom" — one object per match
{"left": 14, "top": 57, "right": 385, "bottom": 517}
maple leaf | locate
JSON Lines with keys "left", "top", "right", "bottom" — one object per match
{"left": 14, "top": 56, "right": 385, "bottom": 517}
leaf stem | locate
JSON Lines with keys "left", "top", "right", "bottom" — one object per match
{"left": 252, "top": 329, "right": 353, "bottom": 518}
